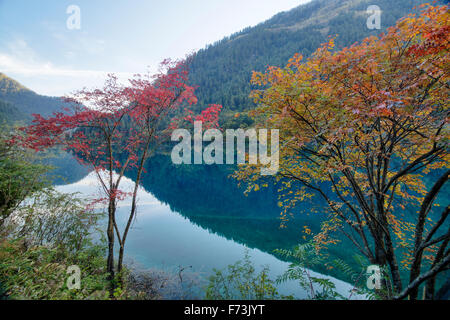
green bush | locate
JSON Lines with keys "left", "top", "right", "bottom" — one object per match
{"left": 12, "top": 189, "right": 103, "bottom": 254}
{"left": 0, "top": 239, "right": 110, "bottom": 300}
{"left": 205, "top": 251, "right": 279, "bottom": 300}
{"left": 275, "top": 242, "right": 377, "bottom": 300}
{"left": 0, "top": 129, "right": 49, "bottom": 231}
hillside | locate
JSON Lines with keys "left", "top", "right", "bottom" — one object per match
{"left": 0, "top": 73, "right": 65, "bottom": 118}
{"left": 188, "top": 0, "right": 446, "bottom": 124}
{"left": 0, "top": 99, "right": 24, "bottom": 124}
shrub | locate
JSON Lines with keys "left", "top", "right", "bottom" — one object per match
{"left": 0, "top": 239, "right": 109, "bottom": 300}
{"left": 205, "top": 251, "right": 279, "bottom": 300}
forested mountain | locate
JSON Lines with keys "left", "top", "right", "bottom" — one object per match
{"left": 188, "top": 0, "right": 447, "bottom": 124}
{"left": 0, "top": 73, "right": 65, "bottom": 118}
{"left": 0, "top": 73, "right": 88, "bottom": 183}
{"left": 0, "top": 99, "right": 24, "bottom": 123}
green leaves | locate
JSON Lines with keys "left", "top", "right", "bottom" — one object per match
{"left": 0, "top": 128, "right": 50, "bottom": 230}
{"left": 0, "top": 239, "right": 110, "bottom": 300}
{"left": 206, "top": 250, "right": 279, "bottom": 300}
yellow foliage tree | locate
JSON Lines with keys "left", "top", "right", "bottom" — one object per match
{"left": 235, "top": 4, "right": 449, "bottom": 300}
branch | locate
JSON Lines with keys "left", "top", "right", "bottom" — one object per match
{"left": 383, "top": 147, "right": 444, "bottom": 194}
{"left": 395, "top": 253, "right": 450, "bottom": 300}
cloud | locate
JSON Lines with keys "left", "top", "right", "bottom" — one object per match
{"left": 0, "top": 52, "right": 104, "bottom": 78}
{"left": 0, "top": 38, "right": 135, "bottom": 96}
{"left": 51, "top": 31, "right": 106, "bottom": 56}
{"left": 0, "top": 38, "right": 128, "bottom": 78}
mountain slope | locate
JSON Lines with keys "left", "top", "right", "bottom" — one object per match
{"left": 0, "top": 99, "right": 25, "bottom": 123}
{"left": 188, "top": 0, "right": 446, "bottom": 121}
{"left": 0, "top": 73, "right": 65, "bottom": 118}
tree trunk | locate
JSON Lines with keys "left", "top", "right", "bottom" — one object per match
{"left": 106, "top": 199, "right": 116, "bottom": 294}
{"left": 118, "top": 244, "right": 125, "bottom": 275}
{"left": 409, "top": 170, "right": 449, "bottom": 300}
{"left": 424, "top": 277, "right": 436, "bottom": 300}
{"left": 117, "top": 136, "right": 151, "bottom": 278}
{"left": 384, "top": 234, "right": 403, "bottom": 294}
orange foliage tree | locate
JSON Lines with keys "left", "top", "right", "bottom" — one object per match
{"left": 235, "top": 4, "right": 449, "bottom": 299}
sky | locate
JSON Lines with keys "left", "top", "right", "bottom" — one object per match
{"left": 0, "top": 0, "right": 311, "bottom": 96}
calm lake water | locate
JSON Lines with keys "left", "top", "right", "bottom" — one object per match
{"left": 56, "top": 170, "right": 364, "bottom": 299}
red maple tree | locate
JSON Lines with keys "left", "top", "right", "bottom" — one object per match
{"left": 19, "top": 58, "right": 222, "bottom": 286}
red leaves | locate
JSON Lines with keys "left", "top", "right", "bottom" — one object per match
{"left": 14, "top": 57, "right": 222, "bottom": 206}
{"left": 125, "top": 59, "right": 206, "bottom": 134}
{"left": 408, "top": 24, "right": 450, "bottom": 57}
{"left": 186, "top": 104, "right": 223, "bottom": 129}
{"left": 406, "top": 6, "right": 450, "bottom": 58}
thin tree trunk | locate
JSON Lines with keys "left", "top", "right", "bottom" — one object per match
{"left": 395, "top": 254, "right": 450, "bottom": 300}
{"left": 106, "top": 198, "right": 116, "bottom": 295}
{"left": 409, "top": 170, "right": 449, "bottom": 300}
{"left": 424, "top": 235, "right": 450, "bottom": 300}
{"left": 117, "top": 136, "right": 152, "bottom": 277}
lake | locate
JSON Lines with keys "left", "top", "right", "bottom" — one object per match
{"left": 56, "top": 162, "right": 365, "bottom": 300}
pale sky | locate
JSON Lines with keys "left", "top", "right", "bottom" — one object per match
{"left": 0, "top": 0, "right": 311, "bottom": 96}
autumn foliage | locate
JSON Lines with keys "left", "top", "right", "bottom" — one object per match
{"left": 236, "top": 4, "right": 449, "bottom": 299}
{"left": 18, "top": 58, "right": 222, "bottom": 285}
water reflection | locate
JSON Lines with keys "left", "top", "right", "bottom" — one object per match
{"left": 56, "top": 155, "right": 362, "bottom": 299}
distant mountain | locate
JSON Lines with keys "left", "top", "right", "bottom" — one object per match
{"left": 188, "top": 0, "right": 447, "bottom": 124}
{"left": 0, "top": 73, "right": 65, "bottom": 119}
{"left": 0, "top": 98, "right": 25, "bottom": 124}
{"left": 0, "top": 73, "right": 89, "bottom": 183}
